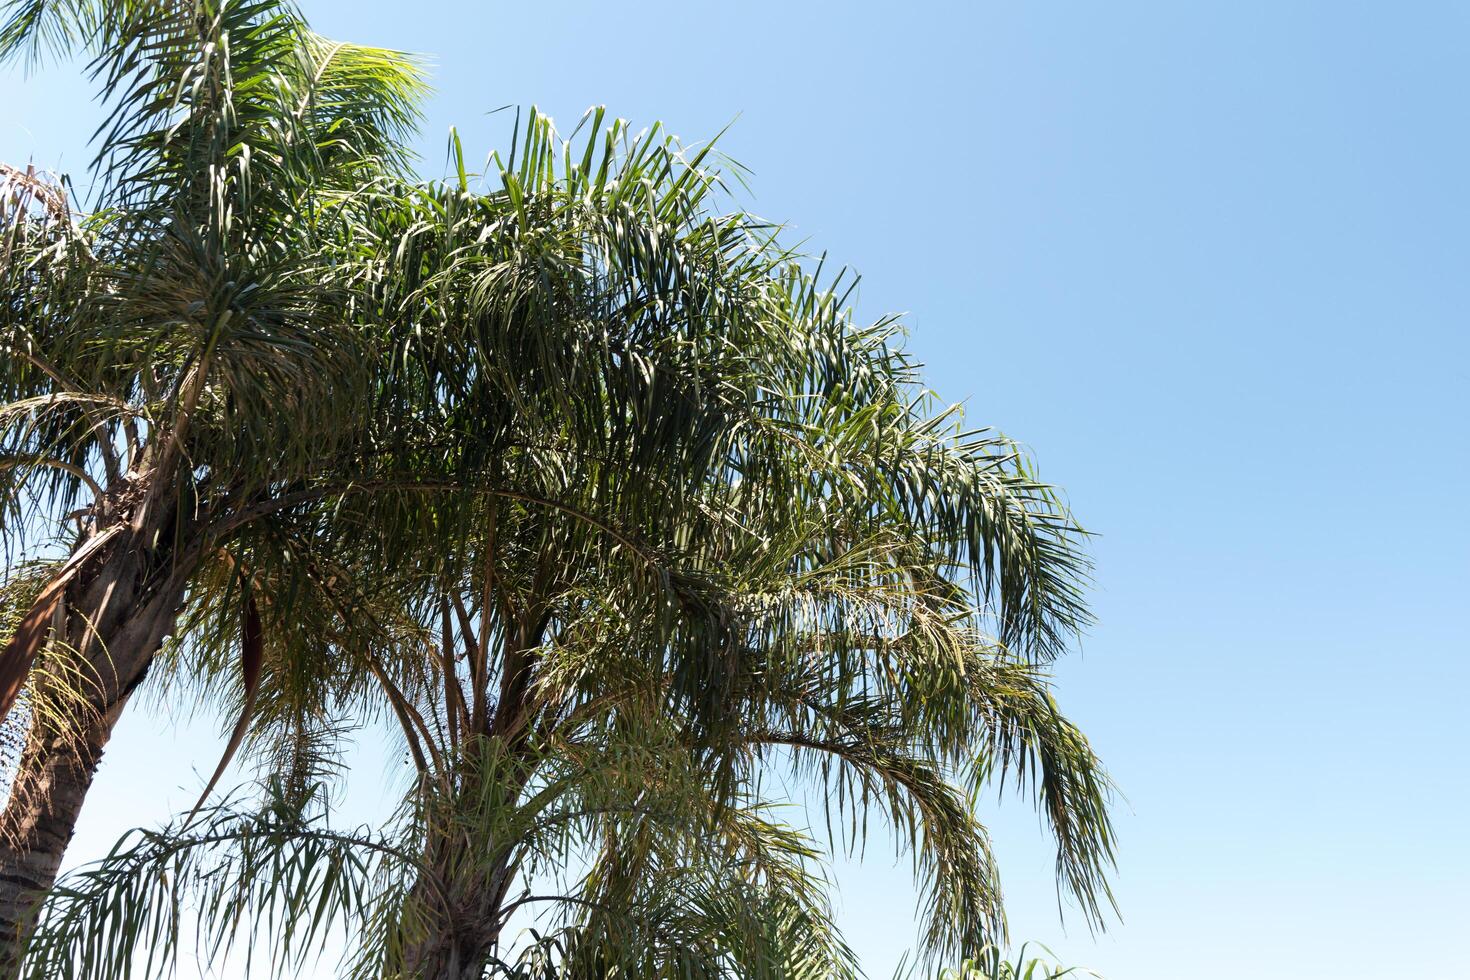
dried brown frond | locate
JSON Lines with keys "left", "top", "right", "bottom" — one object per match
{"left": 0, "top": 161, "right": 69, "bottom": 234}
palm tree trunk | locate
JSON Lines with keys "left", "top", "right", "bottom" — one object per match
{"left": 400, "top": 931, "right": 499, "bottom": 980}
{"left": 398, "top": 881, "right": 517, "bottom": 980}
{"left": 0, "top": 528, "right": 193, "bottom": 976}
{"left": 397, "top": 623, "right": 548, "bottom": 979}
{"left": 397, "top": 779, "right": 524, "bottom": 979}
{"left": 396, "top": 828, "right": 515, "bottom": 980}
{"left": 0, "top": 689, "right": 125, "bottom": 973}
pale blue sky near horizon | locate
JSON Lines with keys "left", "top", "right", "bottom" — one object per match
{"left": 4, "top": 1, "right": 1469, "bottom": 978}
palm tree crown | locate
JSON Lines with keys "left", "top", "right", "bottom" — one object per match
{"left": 1, "top": 2, "right": 1115, "bottom": 976}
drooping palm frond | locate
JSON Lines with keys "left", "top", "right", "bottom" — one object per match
{"left": 18, "top": 784, "right": 408, "bottom": 980}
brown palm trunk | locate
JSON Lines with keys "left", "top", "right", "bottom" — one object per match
{"left": 399, "top": 929, "right": 499, "bottom": 980}
{"left": 397, "top": 873, "right": 517, "bottom": 980}
{"left": 0, "top": 686, "right": 127, "bottom": 973}
{"left": 396, "top": 617, "right": 548, "bottom": 978}
{"left": 397, "top": 811, "right": 518, "bottom": 980}
{"left": 0, "top": 523, "right": 194, "bottom": 976}
{"left": 397, "top": 764, "right": 528, "bottom": 979}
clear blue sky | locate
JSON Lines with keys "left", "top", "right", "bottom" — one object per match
{"left": 5, "top": 2, "right": 1468, "bottom": 977}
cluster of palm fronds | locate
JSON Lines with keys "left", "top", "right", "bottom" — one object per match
{"left": 0, "top": 1, "right": 1116, "bottom": 977}
{"left": 898, "top": 944, "right": 1102, "bottom": 980}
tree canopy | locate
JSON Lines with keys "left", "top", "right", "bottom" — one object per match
{"left": 0, "top": 2, "right": 1115, "bottom": 976}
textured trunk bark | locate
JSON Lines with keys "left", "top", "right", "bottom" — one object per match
{"left": 397, "top": 620, "right": 546, "bottom": 979}
{"left": 0, "top": 688, "right": 125, "bottom": 973}
{"left": 397, "top": 838, "right": 513, "bottom": 980}
{"left": 399, "top": 931, "right": 500, "bottom": 980}
{"left": 397, "top": 783, "right": 521, "bottom": 979}
{"left": 0, "top": 523, "right": 192, "bottom": 977}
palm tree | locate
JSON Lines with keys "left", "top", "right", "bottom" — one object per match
{"left": 16, "top": 104, "right": 1115, "bottom": 978}
{"left": 0, "top": 0, "right": 427, "bottom": 962}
